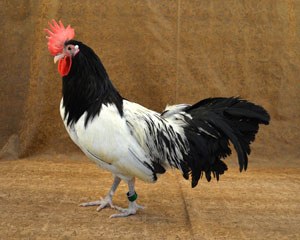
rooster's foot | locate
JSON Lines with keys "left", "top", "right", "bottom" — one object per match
{"left": 79, "top": 195, "right": 115, "bottom": 211}
{"left": 110, "top": 201, "right": 144, "bottom": 218}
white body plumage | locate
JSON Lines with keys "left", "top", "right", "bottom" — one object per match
{"left": 60, "top": 99, "right": 189, "bottom": 183}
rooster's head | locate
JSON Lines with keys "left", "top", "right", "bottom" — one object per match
{"left": 45, "top": 20, "right": 79, "bottom": 77}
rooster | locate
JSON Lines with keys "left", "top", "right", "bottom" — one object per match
{"left": 45, "top": 20, "right": 270, "bottom": 218}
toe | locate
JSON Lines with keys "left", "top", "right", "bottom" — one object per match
{"left": 97, "top": 202, "right": 113, "bottom": 211}
{"left": 79, "top": 200, "right": 102, "bottom": 207}
{"left": 97, "top": 202, "right": 105, "bottom": 211}
{"left": 136, "top": 203, "right": 145, "bottom": 209}
{"left": 114, "top": 206, "right": 125, "bottom": 212}
{"left": 109, "top": 210, "right": 136, "bottom": 218}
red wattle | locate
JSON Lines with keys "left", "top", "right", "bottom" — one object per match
{"left": 58, "top": 56, "right": 72, "bottom": 77}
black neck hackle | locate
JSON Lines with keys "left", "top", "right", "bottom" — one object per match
{"left": 61, "top": 40, "right": 123, "bottom": 127}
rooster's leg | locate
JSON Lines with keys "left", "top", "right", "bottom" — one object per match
{"left": 79, "top": 175, "right": 121, "bottom": 211}
{"left": 110, "top": 178, "right": 144, "bottom": 218}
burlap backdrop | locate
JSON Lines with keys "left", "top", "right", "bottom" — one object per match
{"left": 1, "top": 0, "right": 299, "bottom": 165}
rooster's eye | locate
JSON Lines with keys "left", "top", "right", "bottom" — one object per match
{"left": 68, "top": 46, "right": 72, "bottom": 51}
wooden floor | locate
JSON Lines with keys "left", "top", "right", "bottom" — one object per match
{"left": 0, "top": 154, "right": 299, "bottom": 239}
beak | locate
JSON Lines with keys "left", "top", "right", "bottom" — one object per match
{"left": 54, "top": 53, "right": 65, "bottom": 64}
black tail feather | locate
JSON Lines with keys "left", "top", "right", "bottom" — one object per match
{"left": 183, "top": 97, "right": 270, "bottom": 187}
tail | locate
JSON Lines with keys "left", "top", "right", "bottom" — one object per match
{"left": 163, "top": 97, "right": 270, "bottom": 187}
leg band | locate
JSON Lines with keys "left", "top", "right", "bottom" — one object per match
{"left": 127, "top": 191, "right": 138, "bottom": 202}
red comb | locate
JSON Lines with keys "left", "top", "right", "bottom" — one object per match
{"left": 45, "top": 20, "right": 75, "bottom": 56}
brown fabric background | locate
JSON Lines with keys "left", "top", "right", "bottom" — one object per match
{"left": 1, "top": 0, "right": 299, "bottom": 164}
{"left": 0, "top": 1, "right": 299, "bottom": 239}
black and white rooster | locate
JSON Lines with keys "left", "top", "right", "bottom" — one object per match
{"left": 45, "top": 20, "right": 270, "bottom": 218}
